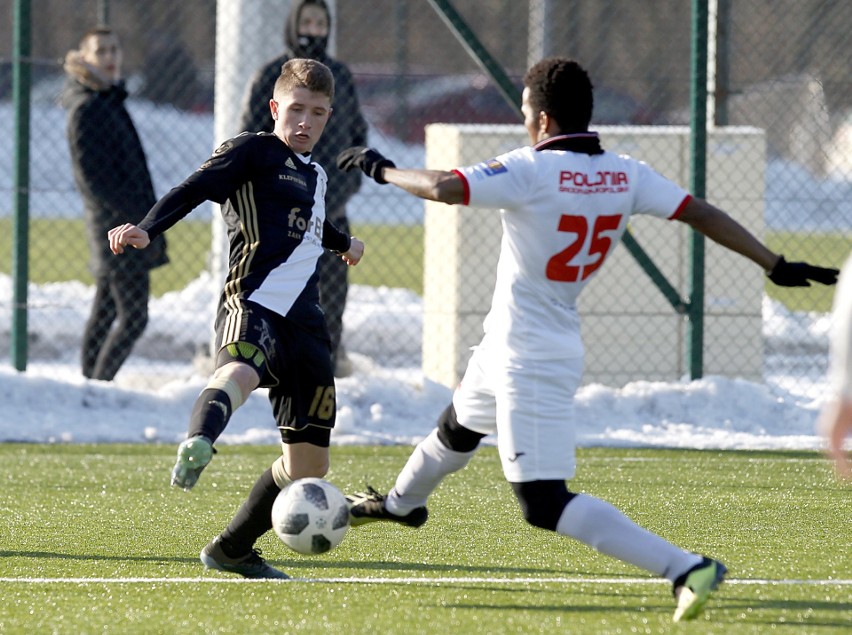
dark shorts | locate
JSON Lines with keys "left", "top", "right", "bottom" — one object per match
{"left": 215, "top": 300, "right": 335, "bottom": 447}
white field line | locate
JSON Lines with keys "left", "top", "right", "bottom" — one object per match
{"left": 0, "top": 576, "right": 850, "bottom": 585}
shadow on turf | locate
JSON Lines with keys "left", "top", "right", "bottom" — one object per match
{"left": 723, "top": 598, "right": 852, "bottom": 628}
{"left": 0, "top": 550, "right": 200, "bottom": 565}
{"left": 400, "top": 586, "right": 678, "bottom": 617}
{"left": 411, "top": 590, "right": 852, "bottom": 627}
{"left": 443, "top": 600, "right": 672, "bottom": 614}
{"left": 267, "top": 558, "right": 629, "bottom": 578}
{"left": 1, "top": 550, "right": 635, "bottom": 579}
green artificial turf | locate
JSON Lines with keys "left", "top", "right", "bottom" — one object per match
{"left": 0, "top": 219, "right": 423, "bottom": 297}
{"left": 1, "top": 444, "right": 849, "bottom": 633}
{"left": 0, "top": 218, "right": 210, "bottom": 298}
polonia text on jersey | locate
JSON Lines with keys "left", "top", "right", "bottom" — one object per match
{"left": 559, "top": 170, "right": 628, "bottom": 194}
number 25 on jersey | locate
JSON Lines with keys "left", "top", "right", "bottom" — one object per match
{"left": 545, "top": 214, "right": 623, "bottom": 282}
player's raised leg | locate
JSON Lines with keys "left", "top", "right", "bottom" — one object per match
{"left": 172, "top": 356, "right": 259, "bottom": 490}
{"left": 347, "top": 404, "right": 483, "bottom": 526}
{"left": 522, "top": 483, "right": 726, "bottom": 622}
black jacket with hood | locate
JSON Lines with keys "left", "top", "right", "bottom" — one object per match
{"left": 236, "top": 0, "right": 368, "bottom": 219}
{"left": 62, "top": 75, "right": 168, "bottom": 276}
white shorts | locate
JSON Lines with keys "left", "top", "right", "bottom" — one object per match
{"left": 452, "top": 342, "right": 583, "bottom": 483}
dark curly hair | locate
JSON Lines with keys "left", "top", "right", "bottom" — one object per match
{"left": 523, "top": 58, "right": 593, "bottom": 133}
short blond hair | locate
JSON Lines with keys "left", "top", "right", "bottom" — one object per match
{"left": 274, "top": 58, "right": 334, "bottom": 101}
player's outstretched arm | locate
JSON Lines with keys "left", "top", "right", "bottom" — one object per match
{"left": 677, "top": 198, "right": 839, "bottom": 287}
{"left": 108, "top": 223, "right": 150, "bottom": 254}
{"left": 337, "top": 146, "right": 464, "bottom": 204}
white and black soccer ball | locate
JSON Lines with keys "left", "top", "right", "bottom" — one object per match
{"left": 271, "top": 478, "right": 350, "bottom": 555}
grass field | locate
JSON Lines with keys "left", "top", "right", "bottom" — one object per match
{"left": 1, "top": 444, "right": 849, "bottom": 633}
{"left": 0, "top": 219, "right": 424, "bottom": 297}
{"left": 0, "top": 218, "right": 844, "bottom": 310}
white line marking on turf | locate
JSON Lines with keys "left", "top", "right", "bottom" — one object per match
{"left": 1, "top": 577, "right": 850, "bottom": 585}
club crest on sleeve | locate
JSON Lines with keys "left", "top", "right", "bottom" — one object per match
{"left": 477, "top": 159, "right": 507, "bottom": 176}
{"left": 213, "top": 139, "right": 234, "bottom": 155}
{"left": 199, "top": 139, "right": 235, "bottom": 170}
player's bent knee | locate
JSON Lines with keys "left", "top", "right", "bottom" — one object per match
{"left": 271, "top": 456, "right": 292, "bottom": 489}
{"left": 437, "top": 404, "right": 486, "bottom": 452}
{"left": 287, "top": 463, "right": 329, "bottom": 480}
{"left": 510, "top": 480, "right": 576, "bottom": 530}
{"left": 272, "top": 456, "right": 328, "bottom": 486}
{"left": 278, "top": 444, "right": 330, "bottom": 481}
{"left": 216, "top": 344, "right": 266, "bottom": 389}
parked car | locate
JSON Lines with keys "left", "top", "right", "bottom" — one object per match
{"left": 357, "top": 73, "right": 654, "bottom": 145}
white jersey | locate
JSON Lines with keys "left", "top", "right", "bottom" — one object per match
{"left": 455, "top": 133, "right": 690, "bottom": 360}
{"left": 829, "top": 252, "right": 852, "bottom": 400}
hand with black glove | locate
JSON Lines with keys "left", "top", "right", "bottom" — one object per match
{"left": 337, "top": 146, "right": 396, "bottom": 184}
{"left": 767, "top": 256, "right": 839, "bottom": 287}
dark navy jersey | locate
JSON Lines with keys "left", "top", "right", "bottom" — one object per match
{"left": 138, "top": 132, "right": 350, "bottom": 328}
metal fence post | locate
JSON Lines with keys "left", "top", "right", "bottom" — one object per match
{"left": 97, "top": 0, "right": 110, "bottom": 25}
{"left": 12, "top": 0, "right": 31, "bottom": 371}
{"left": 689, "top": 0, "right": 709, "bottom": 379}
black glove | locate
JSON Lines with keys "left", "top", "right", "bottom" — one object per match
{"left": 767, "top": 256, "right": 839, "bottom": 287}
{"left": 337, "top": 146, "right": 395, "bottom": 184}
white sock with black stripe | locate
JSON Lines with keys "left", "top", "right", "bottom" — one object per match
{"left": 556, "top": 493, "right": 702, "bottom": 580}
{"left": 386, "top": 428, "right": 477, "bottom": 515}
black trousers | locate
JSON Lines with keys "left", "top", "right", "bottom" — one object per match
{"left": 81, "top": 269, "right": 151, "bottom": 381}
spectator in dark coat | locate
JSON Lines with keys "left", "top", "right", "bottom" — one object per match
{"left": 237, "top": 0, "right": 368, "bottom": 377}
{"left": 61, "top": 27, "right": 168, "bottom": 381}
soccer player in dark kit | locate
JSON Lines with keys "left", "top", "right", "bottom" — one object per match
{"left": 109, "top": 58, "right": 364, "bottom": 578}
{"left": 238, "top": 0, "right": 368, "bottom": 377}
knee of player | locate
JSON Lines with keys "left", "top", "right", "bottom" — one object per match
{"left": 213, "top": 361, "right": 260, "bottom": 404}
{"left": 287, "top": 464, "right": 329, "bottom": 481}
{"left": 511, "top": 480, "right": 576, "bottom": 531}
{"left": 436, "top": 403, "right": 486, "bottom": 452}
{"left": 271, "top": 454, "right": 330, "bottom": 486}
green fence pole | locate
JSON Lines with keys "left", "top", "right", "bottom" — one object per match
{"left": 97, "top": 0, "right": 110, "bottom": 25}
{"left": 425, "top": 0, "right": 522, "bottom": 117}
{"left": 688, "top": 0, "right": 709, "bottom": 379}
{"left": 12, "top": 0, "right": 31, "bottom": 371}
{"left": 713, "top": 0, "right": 731, "bottom": 126}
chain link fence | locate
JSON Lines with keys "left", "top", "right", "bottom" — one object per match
{"left": 1, "top": 0, "right": 850, "bottom": 398}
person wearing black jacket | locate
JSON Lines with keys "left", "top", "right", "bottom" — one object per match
{"left": 62, "top": 27, "right": 168, "bottom": 381}
{"left": 238, "top": 0, "right": 368, "bottom": 377}
{"left": 109, "top": 58, "right": 365, "bottom": 579}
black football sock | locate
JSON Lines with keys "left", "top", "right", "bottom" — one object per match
{"left": 187, "top": 388, "right": 233, "bottom": 442}
{"left": 220, "top": 468, "right": 280, "bottom": 556}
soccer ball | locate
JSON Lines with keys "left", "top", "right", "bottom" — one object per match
{"left": 271, "top": 478, "right": 350, "bottom": 555}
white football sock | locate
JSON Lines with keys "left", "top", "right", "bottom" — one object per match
{"left": 556, "top": 493, "right": 702, "bottom": 580}
{"left": 386, "top": 428, "right": 477, "bottom": 515}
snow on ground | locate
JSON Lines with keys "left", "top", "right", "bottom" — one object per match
{"left": 0, "top": 97, "right": 846, "bottom": 452}
{"left": 0, "top": 273, "right": 835, "bottom": 452}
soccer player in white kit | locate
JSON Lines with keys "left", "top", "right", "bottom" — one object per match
{"left": 819, "top": 252, "right": 852, "bottom": 480}
{"left": 338, "top": 58, "right": 839, "bottom": 621}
